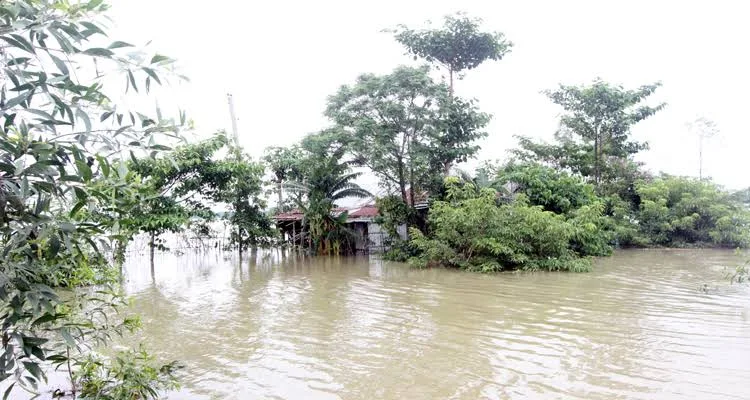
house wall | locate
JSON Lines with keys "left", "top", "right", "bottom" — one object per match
{"left": 351, "top": 222, "right": 368, "bottom": 253}
{"left": 367, "top": 222, "right": 387, "bottom": 253}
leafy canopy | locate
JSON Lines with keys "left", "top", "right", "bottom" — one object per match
{"left": 392, "top": 12, "right": 512, "bottom": 86}
{"left": 325, "top": 65, "right": 489, "bottom": 205}
{"left": 287, "top": 130, "right": 371, "bottom": 255}
{"left": 542, "top": 79, "right": 665, "bottom": 187}
{"left": 0, "top": 0, "right": 182, "bottom": 396}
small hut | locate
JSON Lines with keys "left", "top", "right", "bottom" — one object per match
{"left": 272, "top": 204, "right": 389, "bottom": 254}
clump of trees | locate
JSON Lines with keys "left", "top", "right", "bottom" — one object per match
{"left": 408, "top": 78, "right": 749, "bottom": 272}
{"left": 0, "top": 0, "right": 276, "bottom": 397}
{"left": 636, "top": 175, "right": 749, "bottom": 247}
{"left": 261, "top": 12, "right": 749, "bottom": 272}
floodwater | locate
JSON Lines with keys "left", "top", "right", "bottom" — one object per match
{"left": 120, "top": 249, "right": 750, "bottom": 400}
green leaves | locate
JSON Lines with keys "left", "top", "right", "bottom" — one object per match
{"left": 1, "top": 34, "right": 36, "bottom": 54}
{"left": 0, "top": 1, "right": 185, "bottom": 396}
{"left": 82, "top": 47, "right": 114, "bottom": 57}
{"left": 392, "top": 13, "right": 512, "bottom": 85}
{"left": 150, "top": 54, "right": 171, "bottom": 64}
{"left": 635, "top": 175, "right": 750, "bottom": 247}
{"left": 410, "top": 177, "right": 591, "bottom": 272}
{"left": 544, "top": 79, "right": 666, "bottom": 186}
{"left": 325, "top": 66, "right": 489, "bottom": 206}
{"left": 108, "top": 41, "right": 133, "bottom": 49}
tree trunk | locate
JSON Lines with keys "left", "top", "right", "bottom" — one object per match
{"left": 449, "top": 68, "right": 454, "bottom": 97}
{"left": 149, "top": 232, "right": 155, "bottom": 282}
{"left": 278, "top": 181, "right": 283, "bottom": 210}
{"left": 397, "top": 161, "right": 407, "bottom": 205}
{"left": 237, "top": 226, "right": 242, "bottom": 260}
{"left": 594, "top": 123, "right": 601, "bottom": 187}
{"left": 148, "top": 232, "right": 155, "bottom": 265}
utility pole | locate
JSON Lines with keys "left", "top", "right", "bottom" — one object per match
{"left": 226, "top": 93, "right": 243, "bottom": 261}
{"left": 227, "top": 93, "right": 239, "bottom": 147}
{"left": 688, "top": 117, "right": 718, "bottom": 180}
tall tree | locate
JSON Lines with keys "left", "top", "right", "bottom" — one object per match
{"left": 544, "top": 79, "right": 666, "bottom": 187}
{"left": 263, "top": 145, "right": 303, "bottom": 212}
{"left": 392, "top": 13, "right": 512, "bottom": 94}
{"left": 325, "top": 66, "right": 489, "bottom": 206}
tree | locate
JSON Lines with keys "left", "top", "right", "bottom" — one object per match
{"left": 325, "top": 65, "right": 489, "bottom": 207}
{"left": 289, "top": 131, "right": 370, "bottom": 255}
{"left": 392, "top": 12, "right": 512, "bottom": 94}
{"left": 124, "top": 134, "right": 232, "bottom": 265}
{"left": 215, "top": 147, "right": 274, "bottom": 256}
{"left": 687, "top": 117, "right": 718, "bottom": 180}
{"left": 0, "top": 0, "right": 180, "bottom": 396}
{"left": 263, "top": 145, "right": 304, "bottom": 212}
{"left": 544, "top": 79, "right": 666, "bottom": 187}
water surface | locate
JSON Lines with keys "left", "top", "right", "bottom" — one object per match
{"left": 123, "top": 249, "right": 750, "bottom": 400}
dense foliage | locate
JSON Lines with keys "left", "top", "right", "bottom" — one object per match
{"left": 123, "top": 134, "right": 230, "bottom": 260}
{"left": 263, "top": 145, "right": 304, "bottom": 212}
{"left": 325, "top": 65, "right": 490, "bottom": 211}
{"left": 285, "top": 131, "right": 370, "bottom": 255}
{"left": 391, "top": 13, "right": 512, "bottom": 93}
{"left": 409, "top": 178, "right": 594, "bottom": 272}
{"left": 635, "top": 175, "right": 749, "bottom": 247}
{"left": 214, "top": 147, "right": 273, "bottom": 252}
{"left": 0, "top": 0, "right": 184, "bottom": 397}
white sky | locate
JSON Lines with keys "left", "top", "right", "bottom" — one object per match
{"left": 109, "top": 0, "right": 749, "bottom": 193}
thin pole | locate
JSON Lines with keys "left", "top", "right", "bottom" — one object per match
{"left": 699, "top": 135, "right": 703, "bottom": 180}
{"left": 227, "top": 93, "right": 242, "bottom": 257}
{"left": 227, "top": 93, "right": 240, "bottom": 147}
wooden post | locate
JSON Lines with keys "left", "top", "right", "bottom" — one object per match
{"left": 292, "top": 221, "right": 296, "bottom": 250}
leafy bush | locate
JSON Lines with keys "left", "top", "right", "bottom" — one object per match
{"left": 493, "top": 163, "right": 598, "bottom": 214}
{"left": 408, "top": 178, "right": 592, "bottom": 272}
{"left": 75, "top": 347, "right": 181, "bottom": 400}
{"left": 635, "top": 175, "right": 750, "bottom": 247}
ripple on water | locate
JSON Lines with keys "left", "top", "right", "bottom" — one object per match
{"left": 110, "top": 249, "right": 750, "bottom": 400}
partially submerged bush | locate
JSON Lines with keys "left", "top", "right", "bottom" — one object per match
{"left": 408, "top": 178, "right": 594, "bottom": 272}
{"left": 635, "top": 175, "right": 750, "bottom": 247}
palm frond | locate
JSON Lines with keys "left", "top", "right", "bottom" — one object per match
{"left": 332, "top": 187, "right": 372, "bottom": 200}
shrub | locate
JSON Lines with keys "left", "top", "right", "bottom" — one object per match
{"left": 635, "top": 175, "right": 750, "bottom": 247}
{"left": 408, "top": 179, "right": 592, "bottom": 272}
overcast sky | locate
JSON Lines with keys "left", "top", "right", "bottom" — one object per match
{"left": 109, "top": 0, "right": 749, "bottom": 194}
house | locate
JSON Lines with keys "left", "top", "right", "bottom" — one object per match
{"left": 272, "top": 204, "right": 389, "bottom": 254}
{"left": 273, "top": 189, "right": 431, "bottom": 254}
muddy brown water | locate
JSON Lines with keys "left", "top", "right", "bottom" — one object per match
{"left": 95, "top": 250, "right": 750, "bottom": 398}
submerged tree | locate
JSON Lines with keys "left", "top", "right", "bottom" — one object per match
{"left": 215, "top": 147, "right": 274, "bottom": 256}
{"left": 124, "top": 134, "right": 234, "bottom": 265}
{"left": 0, "top": 0, "right": 181, "bottom": 396}
{"left": 636, "top": 175, "right": 749, "bottom": 247}
{"left": 391, "top": 12, "right": 512, "bottom": 94}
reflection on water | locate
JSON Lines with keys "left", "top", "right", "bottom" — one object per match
{"left": 121, "top": 249, "right": 750, "bottom": 400}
